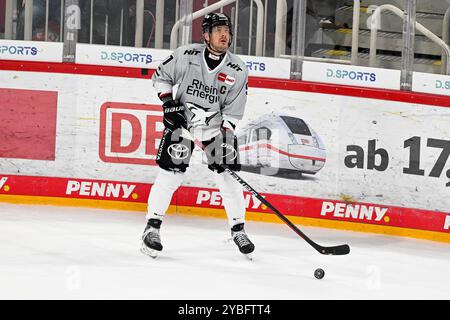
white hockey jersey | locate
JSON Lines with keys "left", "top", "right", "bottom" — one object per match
{"left": 152, "top": 43, "right": 249, "bottom": 140}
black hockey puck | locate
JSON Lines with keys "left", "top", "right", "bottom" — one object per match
{"left": 314, "top": 268, "right": 325, "bottom": 279}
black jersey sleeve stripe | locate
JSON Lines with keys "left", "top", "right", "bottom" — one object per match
{"left": 162, "top": 55, "right": 174, "bottom": 65}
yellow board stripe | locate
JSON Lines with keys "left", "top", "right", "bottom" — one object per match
{"left": 0, "top": 194, "right": 147, "bottom": 211}
{"left": 1, "top": 194, "right": 449, "bottom": 244}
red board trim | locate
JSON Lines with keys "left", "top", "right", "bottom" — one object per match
{"left": 0, "top": 174, "right": 448, "bottom": 236}
{"left": 2, "top": 60, "right": 450, "bottom": 108}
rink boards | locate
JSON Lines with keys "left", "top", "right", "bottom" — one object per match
{"left": 0, "top": 61, "right": 450, "bottom": 243}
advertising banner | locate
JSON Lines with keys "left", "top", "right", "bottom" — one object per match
{"left": 412, "top": 72, "right": 450, "bottom": 96}
{"left": 0, "top": 39, "right": 63, "bottom": 62}
{"left": 302, "top": 61, "right": 401, "bottom": 90}
{"left": 0, "top": 69, "right": 449, "bottom": 241}
{"left": 75, "top": 44, "right": 291, "bottom": 79}
{"left": 75, "top": 44, "right": 172, "bottom": 69}
{"left": 0, "top": 88, "right": 58, "bottom": 160}
{"left": 237, "top": 55, "right": 291, "bottom": 79}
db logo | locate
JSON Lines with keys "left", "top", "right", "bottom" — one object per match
{"left": 99, "top": 102, "right": 163, "bottom": 165}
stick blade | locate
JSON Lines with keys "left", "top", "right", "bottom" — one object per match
{"left": 318, "top": 244, "right": 350, "bottom": 256}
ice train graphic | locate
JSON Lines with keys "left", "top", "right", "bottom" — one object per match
{"left": 236, "top": 113, "right": 327, "bottom": 177}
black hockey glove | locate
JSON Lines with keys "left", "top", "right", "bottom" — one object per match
{"left": 162, "top": 99, "right": 187, "bottom": 131}
{"left": 206, "top": 127, "right": 241, "bottom": 174}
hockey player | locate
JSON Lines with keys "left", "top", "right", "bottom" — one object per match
{"left": 141, "top": 13, "right": 255, "bottom": 259}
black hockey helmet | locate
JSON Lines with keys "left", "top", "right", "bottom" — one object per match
{"left": 202, "top": 12, "right": 233, "bottom": 35}
{"left": 202, "top": 12, "right": 233, "bottom": 49}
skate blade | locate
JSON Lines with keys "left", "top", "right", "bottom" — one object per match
{"left": 140, "top": 244, "right": 159, "bottom": 259}
{"left": 245, "top": 253, "right": 253, "bottom": 260}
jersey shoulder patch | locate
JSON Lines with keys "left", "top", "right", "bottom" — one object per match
{"left": 226, "top": 61, "right": 244, "bottom": 72}
{"left": 183, "top": 48, "right": 201, "bottom": 56}
{"left": 177, "top": 43, "right": 204, "bottom": 56}
{"left": 224, "top": 53, "right": 247, "bottom": 73}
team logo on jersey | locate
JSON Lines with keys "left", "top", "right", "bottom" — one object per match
{"left": 185, "top": 102, "right": 219, "bottom": 127}
{"left": 167, "top": 144, "right": 190, "bottom": 160}
{"left": 218, "top": 73, "right": 235, "bottom": 86}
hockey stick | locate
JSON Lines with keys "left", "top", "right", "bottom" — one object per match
{"left": 180, "top": 128, "right": 350, "bottom": 256}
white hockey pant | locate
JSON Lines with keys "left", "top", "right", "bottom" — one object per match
{"left": 146, "top": 168, "right": 184, "bottom": 220}
{"left": 213, "top": 171, "right": 246, "bottom": 227}
{"left": 146, "top": 168, "right": 246, "bottom": 227}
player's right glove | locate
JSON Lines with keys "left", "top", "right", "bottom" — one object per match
{"left": 162, "top": 99, "right": 187, "bottom": 131}
{"left": 206, "top": 127, "right": 241, "bottom": 174}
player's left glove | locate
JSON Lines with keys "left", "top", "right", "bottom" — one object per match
{"left": 162, "top": 99, "right": 187, "bottom": 131}
{"left": 206, "top": 126, "right": 241, "bottom": 174}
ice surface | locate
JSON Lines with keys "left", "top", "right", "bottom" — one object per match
{"left": 0, "top": 203, "right": 449, "bottom": 300}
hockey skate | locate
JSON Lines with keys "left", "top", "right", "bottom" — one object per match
{"left": 141, "top": 219, "right": 163, "bottom": 258}
{"left": 231, "top": 223, "right": 255, "bottom": 260}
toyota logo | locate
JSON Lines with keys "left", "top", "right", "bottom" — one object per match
{"left": 221, "top": 143, "right": 237, "bottom": 161}
{"left": 168, "top": 144, "right": 190, "bottom": 160}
